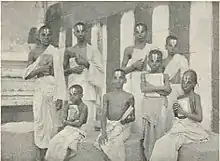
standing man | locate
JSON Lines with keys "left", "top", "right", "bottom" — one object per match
{"left": 64, "top": 22, "right": 104, "bottom": 132}
{"left": 121, "top": 23, "right": 153, "bottom": 133}
{"left": 23, "top": 25, "right": 67, "bottom": 161}
{"left": 163, "top": 35, "right": 189, "bottom": 131}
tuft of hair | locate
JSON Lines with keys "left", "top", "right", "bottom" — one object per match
{"left": 135, "top": 22, "right": 147, "bottom": 31}
{"left": 184, "top": 69, "right": 198, "bottom": 84}
{"left": 166, "top": 35, "right": 178, "bottom": 45}
{"left": 148, "top": 49, "right": 163, "bottom": 59}
{"left": 113, "top": 68, "right": 126, "bottom": 76}
{"left": 74, "top": 22, "right": 85, "bottom": 28}
{"left": 69, "top": 84, "right": 83, "bottom": 94}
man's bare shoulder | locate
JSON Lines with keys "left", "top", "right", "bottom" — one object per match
{"left": 124, "top": 46, "right": 134, "bottom": 57}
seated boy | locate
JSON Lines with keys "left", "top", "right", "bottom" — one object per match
{"left": 45, "top": 84, "right": 88, "bottom": 161}
{"left": 149, "top": 70, "right": 209, "bottom": 161}
{"left": 96, "top": 69, "right": 135, "bottom": 161}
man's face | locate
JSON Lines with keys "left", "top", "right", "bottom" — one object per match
{"left": 165, "top": 39, "right": 177, "bottom": 55}
{"left": 181, "top": 72, "right": 195, "bottom": 93}
{"left": 74, "top": 24, "right": 86, "bottom": 41}
{"left": 112, "top": 71, "right": 126, "bottom": 89}
{"left": 69, "top": 88, "right": 82, "bottom": 104}
{"left": 134, "top": 25, "right": 147, "bottom": 42}
{"left": 39, "top": 27, "right": 52, "bottom": 46}
{"left": 148, "top": 53, "right": 162, "bottom": 72}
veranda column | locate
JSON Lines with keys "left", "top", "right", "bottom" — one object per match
{"left": 152, "top": 5, "right": 169, "bottom": 58}
{"left": 120, "top": 10, "right": 135, "bottom": 64}
{"left": 189, "top": 2, "right": 213, "bottom": 130}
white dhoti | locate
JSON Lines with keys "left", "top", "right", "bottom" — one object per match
{"left": 150, "top": 118, "right": 209, "bottom": 161}
{"left": 23, "top": 45, "right": 67, "bottom": 149}
{"left": 45, "top": 125, "right": 86, "bottom": 161}
{"left": 97, "top": 121, "right": 131, "bottom": 161}
{"left": 142, "top": 96, "right": 167, "bottom": 160}
{"left": 33, "top": 76, "right": 61, "bottom": 148}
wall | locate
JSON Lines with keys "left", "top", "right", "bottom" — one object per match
{"left": 1, "top": 1, "right": 45, "bottom": 53}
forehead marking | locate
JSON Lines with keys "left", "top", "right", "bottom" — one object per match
{"left": 151, "top": 53, "right": 159, "bottom": 62}
{"left": 183, "top": 74, "right": 192, "bottom": 82}
{"left": 115, "top": 71, "right": 123, "bottom": 78}
{"left": 75, "top": 24, "right": 84, "bottom": 32}
{"left": 136, "top": 25, "right": 144, "bottom": 33}
{"left": 42, "top": 28, "right": 50, "bottom": 35}
{"left": 70, "top": 87, "right": 77, "bottom": 95}
{"left": 169, "top": 39, "right": 177, "bottom": 47}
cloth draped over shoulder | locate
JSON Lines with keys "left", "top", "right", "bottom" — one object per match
{"left": 164, "top": 54, "right": 189, "bottom": 82}
{"left": 23, "top": 45, "right": 67, "bottom": 148}
{"left": 23, "top": 45, "right": 68, "bottom": 101}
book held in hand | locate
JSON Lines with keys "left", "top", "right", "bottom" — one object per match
{"left": 120, "top": 106, "right": 134, "bottom": 121}
{"left": 145, "top": 73, "right": 164, "bottom": 86}
{"left": 177, "top": 97, "right": 190, "bottom": 117}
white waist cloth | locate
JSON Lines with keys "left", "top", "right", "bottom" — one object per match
{"left": 96, "top": 120, "right": 131, "bottom": 161}
{"left": 45, "top": 125, "right": 86, "bottom": 161}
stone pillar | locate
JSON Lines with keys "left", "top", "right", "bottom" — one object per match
{"left": 189, "top": 2, "right": 213, "bottom": 130}
{"left": 72, "top": 28, "right": 77, "bottom": 46}
{"left": 152, "top": 5, "right": 169, "bottom": 58}
{"left": 211, "top": 2, "right": 219, "bottom": 133}
{"left": 59, "top": 27, "right": 66, "bottom": 48}
{"left": 106, "top": 13, "right": 121, "bottom": 92}
{"left": 91, "top": 24, "right": 98, "bottom": 48}
{"left": 120, "top": 10, "right": 135, "bottom": 64}
{"left": 134, "top": 2, "right": 153, "bottom": 43}
{"left": 102, "top": 24, "right": 108, "bottom": 94}
{"left": 169, "top": 2, "right": 190, "bottom": 59}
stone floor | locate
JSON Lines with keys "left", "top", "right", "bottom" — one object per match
{"left": 1, "top": 122, "right": 219, "bottom": 161}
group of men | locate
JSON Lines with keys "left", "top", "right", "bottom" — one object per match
{"left": 24, "top": 21, "right": 191, "bottom": 161}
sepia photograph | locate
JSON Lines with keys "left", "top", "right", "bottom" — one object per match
{"left": 1, "top": 1, "right": 219, "bottom": 161}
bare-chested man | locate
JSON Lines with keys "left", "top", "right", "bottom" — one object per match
{"left": 63, "top": 22, "right": 104, "bottom": 132}
{"left": 97, "top": 69, "right": 135, "bottom": 161}
{"left": 121, "top": 23, "right": 153, "bottom": 133}
{"left": 23, "top": 25, "right": 67, "bottom": 161}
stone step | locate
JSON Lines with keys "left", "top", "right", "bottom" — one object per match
{"left": 1, "top": 78, "right": 35, "bottom": 92}
{"left": 1, "top": 122, "right": 219, "bottom": 161}
{"left": 1, "top": 78, "right": 35, "bottom": 106}
{"left": 179, "top": 132, "right": 219, "bottom": 161}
